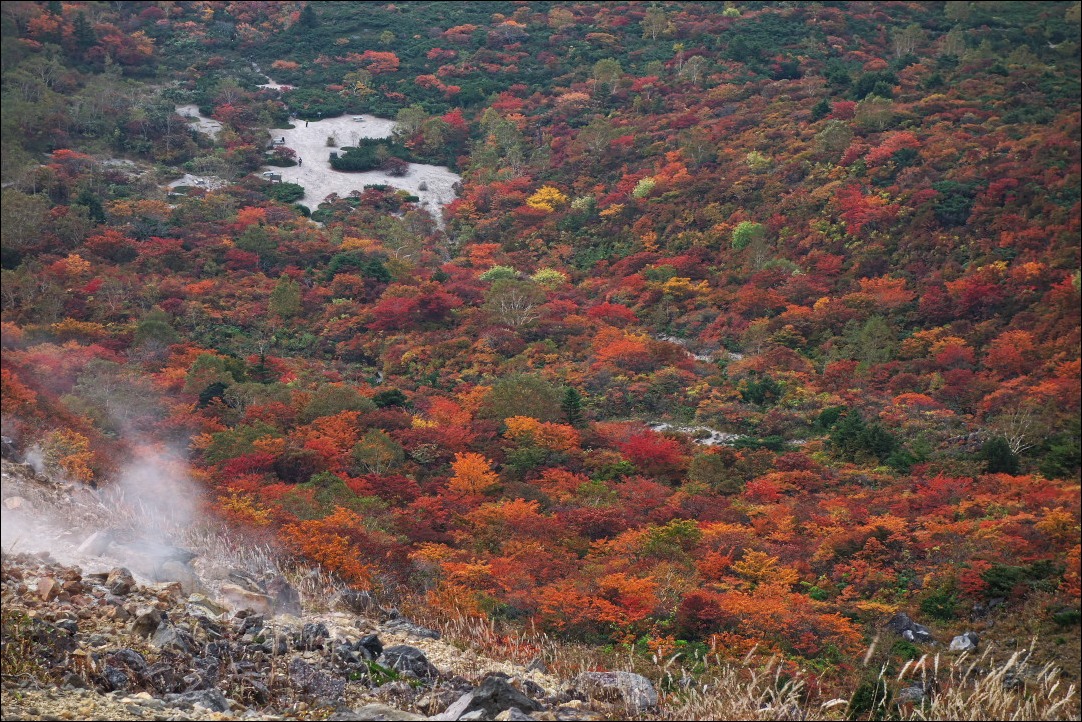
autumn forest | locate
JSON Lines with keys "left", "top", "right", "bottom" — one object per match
{"left": 1, "top": 0, "right": 1080, "bottom": 712}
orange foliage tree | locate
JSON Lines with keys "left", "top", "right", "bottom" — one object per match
{"left": 448, "top": 452, "right": 500, "bottom": 495}
{"left": 281, "top": 507, "right": 379, "bottom": 588}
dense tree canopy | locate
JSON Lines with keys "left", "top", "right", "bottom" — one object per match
{"left": 2, "top": 0, "right": 1079, "bottom": 702}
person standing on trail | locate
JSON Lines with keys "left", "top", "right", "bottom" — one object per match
{"left": 305, "top": 121, "right": 309, "bottom": 127}
{"left": 298, "top": 158, "right": 302, "bottom": 166}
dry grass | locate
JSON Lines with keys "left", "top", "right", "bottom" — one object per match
{"left": 404, "top": 603, "right": 601, "bottom": 677}
{"left": 396, "top": 602, "right": 1080, "bottom": 721}
{"left": 182, "top": 523, "right": 347, "bottom": 611}
{"left": 654, "top": 649, "right": 1078, "bottom": 721}
{"left": 899, "top": 643, "right": 1077, "bottom": 721}
{"left": 661, "top": 658, "right": 817, "bottom": 721}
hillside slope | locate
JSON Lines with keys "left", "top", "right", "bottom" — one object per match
{"left": 1, "top": 2, "right": 1079, "bottom": 717}
{"left": 2, "top": 452, "right": 1078, "bottom": 720}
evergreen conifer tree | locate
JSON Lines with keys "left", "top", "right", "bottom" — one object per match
{"left": 562, "top": 387, "right": 586, "bottom": 428}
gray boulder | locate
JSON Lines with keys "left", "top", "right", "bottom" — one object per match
{"left": 381, "top": 617, "right": 441, "bottom": 639}
{"left": 949, "top": 631, "right": 979, "bottom": 652}
{"left": 130, "top": 607, "right": 163, "bottom": 637}
{"left": 471, "top": 676, "right": 542, "bottom": 715}
{"left": 896, "top": 685, "right": 928, "bottom": 705}
{"left": 54, "top": 618, "right": 78, "bottom": 634}
{"left": 573, "top": 671, "right": 658, "bottom": 711}
{"left": 105, "top": 567, "right": 135, "bottom": 596}
{"left": 187, "top": 593, "right": 229, "bottom": 618}
{"left": 433, "top": 691, "right": 476, "bottom": 720}
{"left": 496, "top": 710, "right": 536, "bottom": 721}
{"left": 327, "top": 704, "right": 425, "bottom": 721}
{"left": 267, "top": 575, "right": 302, "bottom": 614}
{"left": 101, "top": 665, "right": 129, "bottom": 691}
{"left": 435, "top": 676, "right": 542, "bottom": 720}
{"left": 359, "top": 633, "right": 384, "bottom": 658}
{"left": 108, "top": 648, "right": 147, "bottom": 673}
{"left": 219, "top": 583, "right": 272, "bottom": 614}
{"left": 288, "top": 658, "right": 346, "bottom": 701}
{"left": 165, "top": 688, "right": 230, "bottom": 712}
{"left": 334, "top": 642, "right": 368, "bottom": 667}
{"left": 150, "top": 623, "right": 192, "bottom": 654}
{"left": 226, "top": 569, "right": 264, "bottom": 592}
{"left": 144, "top": 661, "right": 180, "bottom": 694}
{"left": 0, "top": 435, "right": 19, "bottom": 460}
{"left": 885, "top": 612, "right": 915, "bottom": 634}
{"left": 295, "top": 621, "right": 330, "bottom": 650}
{"left": 886, "top": 612, "right": 935, "bottom": 643}
{"left": 378, "top": 644, "right": 438, "bottom": 679}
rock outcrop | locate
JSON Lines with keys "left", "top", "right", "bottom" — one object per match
{"left": 0, "top": 456, "right": 663, "bottom": 722}
{"left": 572, "top": 671, "right": 659, "bottom": 712}
{"left": 886, "top": 612, "right": 935, "bottom": 644}
{"left": 0, "top": 549, "right": 648, "bottom": 721}
{"left": 949, "top": 631, "right": 980, "bottom": 652}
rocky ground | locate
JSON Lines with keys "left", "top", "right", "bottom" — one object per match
{"left": 0, "top": 454, "right": 658, "bottom": 722}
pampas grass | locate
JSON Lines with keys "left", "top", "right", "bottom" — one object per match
{"left": 398, "top": 601, "right": 1079, "bottom": 721}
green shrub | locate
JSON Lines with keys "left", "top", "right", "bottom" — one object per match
{"left": 372, "top": 389, "right": 408, "bottom": 408}
{"left": 931, "top": 180, "right": 977, "bottom": 226}
{"left": 479, "top": 265, "right": 518, "bottom": 282}
{"left": 920, "top": 583, "right": 958, "bottom": 621}
{"left": 1052, "top": 608, "right": 1081, "bottom": 627}
{"left": 847, "top": 676, "right": 893, "bottom": 720}
{"left": 732, "top": 435, "right": 788, "bottom": 452}
{"left": 329, "top": 139, "right": 417, "bottom": 171}
{"left": 815, "top": 406, "right": 846, "bottom": 430}
{"left": 1037, "top": 418, "right": 1081, "bottom": 479}
{"left": 326, "top": 251, "right": 391, "bottom": 282}
{"left": 283, "top": 88, "right": 347, "bottom": 119}
{"left": 982, "top": 560, "right": 1064, "bottom": 599}
{"left": 892, "top": 639, "right": 922, "bottom": 661}
{"left": 980, "top": 437, "right": 1019, "bottom": 474}
{"left": 266, "top": 182, "right": 305, "bottom": 203}
{"left": 829, "top": 409, "right": 898, "bottom": 464}
{"left": 731, "top": 220, "right": 766, "bottom": 250}
{"left": 738, "top": 373, "right": 782, "bottom": 406}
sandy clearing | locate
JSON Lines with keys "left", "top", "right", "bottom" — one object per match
{"left": 173, "top": 98, "right": 461, "bottom": 225}
{"left": 252, "top": 63, "right": 293, "bottom": 91}
{"left": 648, "top": 421, "right": 746, "bottom": 446}
{"left": 168, "top": 173, "right": 228, "bottom": 191}
{"left": 175, "top": 104, "right": 223, "bottom": 139}
{"left": 266, "top": 114, "right": 461, "bottom": 225}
